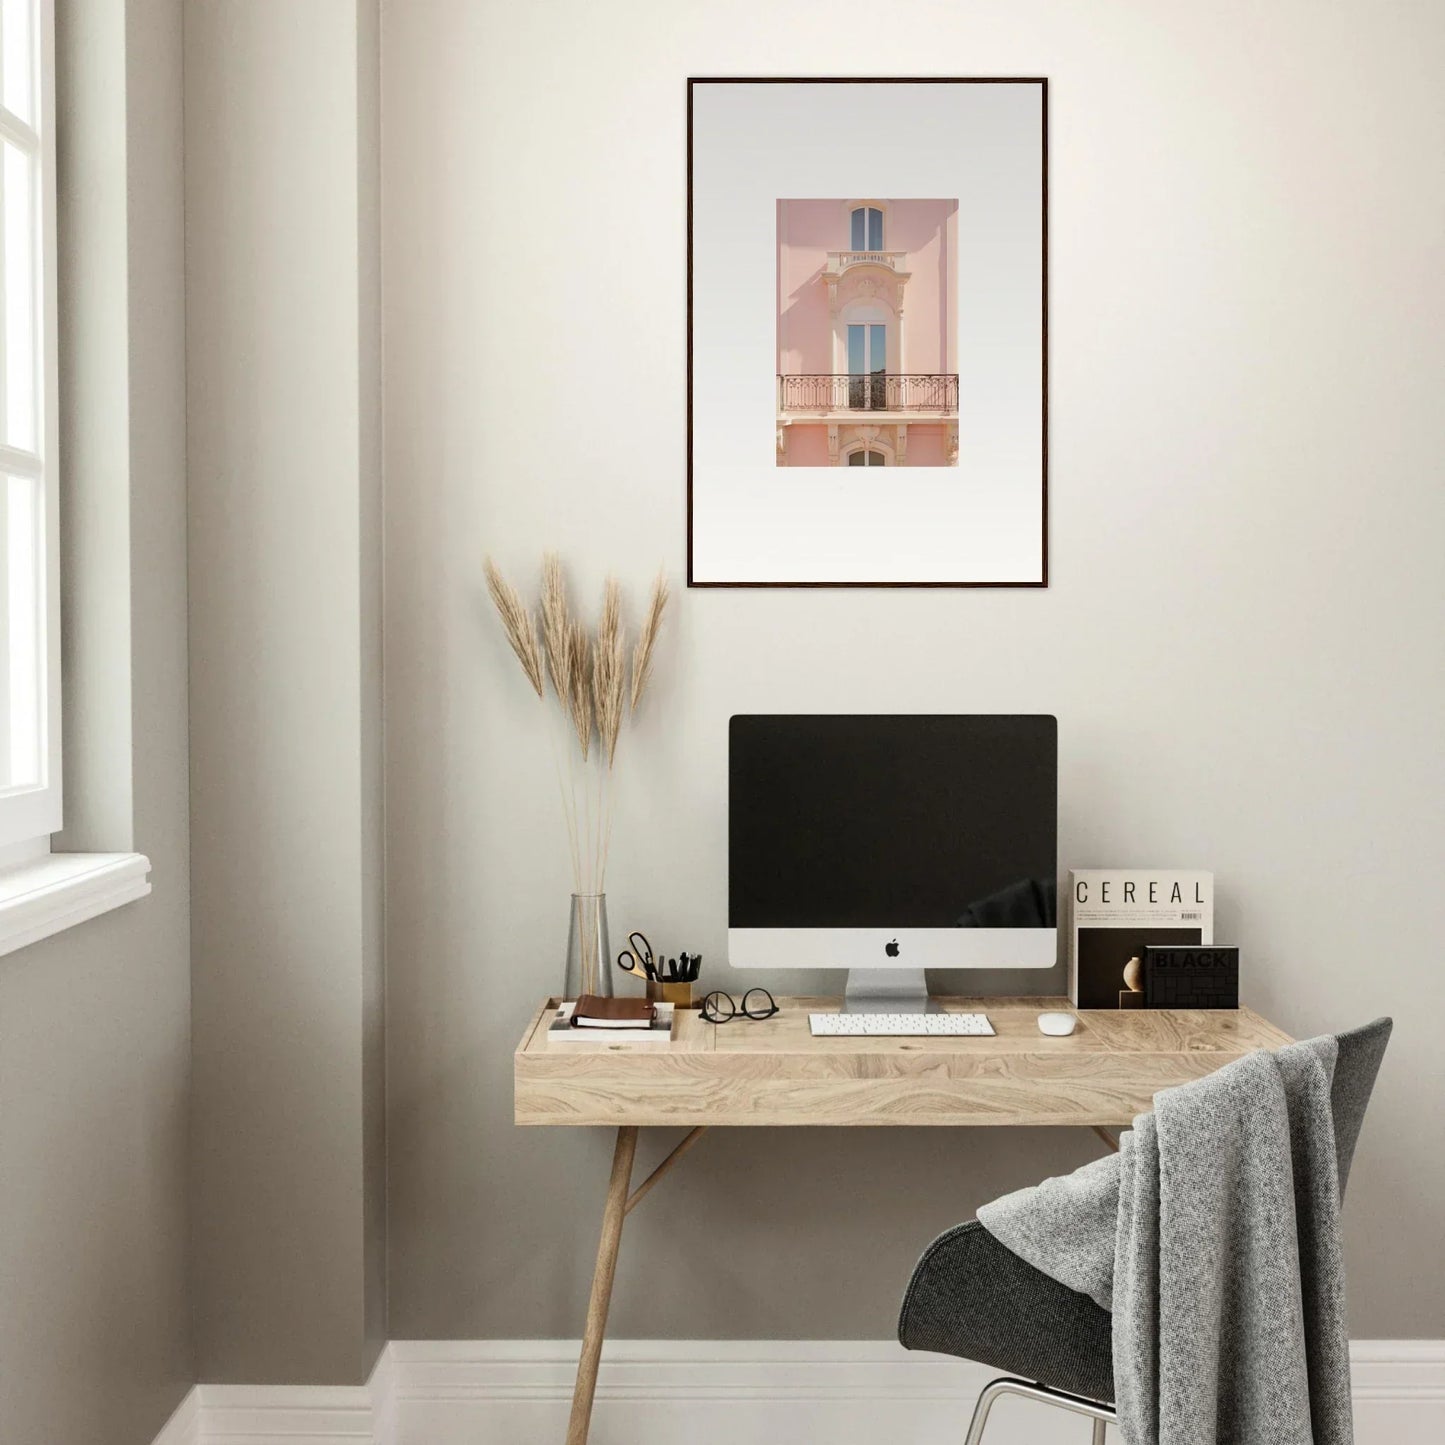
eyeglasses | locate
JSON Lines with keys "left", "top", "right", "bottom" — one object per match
{"left": 700, "top": 988, "right": 779, "bottom": 1023}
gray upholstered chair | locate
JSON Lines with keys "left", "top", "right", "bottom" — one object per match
{"left": 898, "top": 1018, "right": 1392, "bottom": 1443}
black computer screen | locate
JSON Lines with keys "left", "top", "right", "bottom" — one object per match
{"left": 728, "top": 715, "right": 1057, "bottom": 928}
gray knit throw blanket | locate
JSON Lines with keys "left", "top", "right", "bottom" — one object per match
{"left": 977, "top": 1037, "right": 1353, "bottom": 1445}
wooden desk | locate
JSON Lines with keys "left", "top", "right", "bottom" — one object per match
{"left": 514, "top": 996, "right": 1291, "bottom": 1444}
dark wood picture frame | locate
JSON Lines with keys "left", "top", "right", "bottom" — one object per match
{"left": 686, "top": 76, "right": 1049, "bottom": 589}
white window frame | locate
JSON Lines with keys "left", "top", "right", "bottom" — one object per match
{"left": 0, "top": 0, "right": 60, "bottom": 852}
{"left": 0, "top": 0, "right": 148, "bottom": 958}
{"left": 849, "top": 204, "right": 883, "bottom": 252}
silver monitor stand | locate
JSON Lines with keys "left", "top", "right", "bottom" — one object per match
{"left": 843, "top": 968, "right": 938, "bottom": 1014}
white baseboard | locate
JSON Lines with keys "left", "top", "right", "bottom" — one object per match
{"left": 150, "top": 1388, "right": 200, "bottom": 1445}
{"left": 152, "top": 1339, "right": 1445, "bottom": 1445}
{"left": 1350, "top": 1341, "right": 1445, "bottom": 1445}
{"left": 200, "top": 1382, "right": 376, "bottom": 1443}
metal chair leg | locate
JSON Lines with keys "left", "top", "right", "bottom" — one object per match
{"left": 962, "top": 1379, "right": 1011, "bottom": 1445}
{"left": 963, "top": 1377, "right": 1116, "bottom": 1445}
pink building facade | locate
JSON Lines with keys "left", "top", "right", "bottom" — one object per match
{"left": 776, "top": 198, "right": 959, "bottom": 468}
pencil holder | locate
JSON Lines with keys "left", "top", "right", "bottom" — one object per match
{"left": 647, "top": 979, "right": 694, "bottom": 1009}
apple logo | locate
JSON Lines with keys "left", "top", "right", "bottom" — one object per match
{"left": 885, "top": 939, "right": 900, "bottom": 957}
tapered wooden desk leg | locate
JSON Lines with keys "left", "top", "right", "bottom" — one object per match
{"left": 566, "top": 1125, "right": 639, "bottom": 1445}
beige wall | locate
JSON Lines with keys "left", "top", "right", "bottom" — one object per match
{"left": 187, "top": 0, "right": 386, "bottom": 1385}
{"left": 0, "top": 3, "right": 193, "bottom": 1443}
{"left": 382, "top": 0, "right": 1445, "bottom": 1343}
{"left": 357, "top": 0, "right": 388, "bottom": 1369}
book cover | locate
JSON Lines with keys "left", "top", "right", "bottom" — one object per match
{"left": 1068, "top": 870, "right": 1213, "bottom": 1009}
{"left": 546, "top": 1000, "right": 676, "bottom": 1045}
{"left": 572, "top": 994, "right": 656, "bottom": 1028}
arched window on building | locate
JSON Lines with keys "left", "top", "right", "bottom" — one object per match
{"left": 850, "top": 205, "right": 883, "bottom": 252}
{"left": 847, "top": 449, "right": 887, "bottom": 467}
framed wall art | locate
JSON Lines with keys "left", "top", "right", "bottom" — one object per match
{"left": 687, "top": 78, "right": 1048, "bottom": 587}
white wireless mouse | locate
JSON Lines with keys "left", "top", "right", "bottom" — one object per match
{"left": 1037, "top": 1011, "right": 1078, "bottom": 1037}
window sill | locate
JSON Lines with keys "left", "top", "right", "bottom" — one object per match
{"left": 0, "top": 852, "right": 152, "bottom": 959}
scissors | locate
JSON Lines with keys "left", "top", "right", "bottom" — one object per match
{"left": 616, "top": 931, "right": 657, "bottom": 982}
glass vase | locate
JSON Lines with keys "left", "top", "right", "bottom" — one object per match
{"left": 564, "top": 892, "right": 612, "bottom": 1001}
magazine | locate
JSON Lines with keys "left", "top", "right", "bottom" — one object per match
{"left": 1068, "top": 870, "right": 1213, "bottom": 1009}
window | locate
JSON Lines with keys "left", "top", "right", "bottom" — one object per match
{"left": 850, "top": 205, "right": 883, "bottom": 252}
{"left": 847, "top": 449, "right": 886, "bottom": 468}
{"left": 847, "top": 322, "right": 886, "bottom": 410}
{"left": 0, "top": 0, "right": 58, "bottom": 850}
{"left": 0, "top": 0, "right": 149, "bottom": 954}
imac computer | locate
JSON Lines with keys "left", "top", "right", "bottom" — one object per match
{"left": 728, "top": 715, "right": 1058, "bottom": 1012}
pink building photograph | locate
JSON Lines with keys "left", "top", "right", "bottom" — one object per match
{"left": 776, "top": 198, "right": 959, "bottom": 468}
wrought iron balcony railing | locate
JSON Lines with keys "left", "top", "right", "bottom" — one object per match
{"left": 778, "top": 373, "right": 959, "bottom": 414}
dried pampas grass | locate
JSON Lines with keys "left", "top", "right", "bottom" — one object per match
{"left": 630, "top": 570, "right": 669, "bottom": 713}
{"left": 540, "top": 552, "right": 571, "bottom": 704}
{"left": 483, "top": 554, "right": 670, "bottom": 891}
{"left": 566, "top": 618, "right": 593, "bottom": 761}
{"left": 484, "top": 559, "right": 543, "bottom": 699}
{"left": 592, "top": 578, "right": 626, "bottom": 767}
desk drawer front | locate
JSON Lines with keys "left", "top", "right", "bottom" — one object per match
{"left": 514, "top": 1049, "right": 1252, "bottom": 1127}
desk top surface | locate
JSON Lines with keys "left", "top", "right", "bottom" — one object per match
{"left": 514, "top": 996, "right": 1292, "bottom": 1128}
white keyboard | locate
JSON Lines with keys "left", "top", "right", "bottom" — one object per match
{"left": 808, "top": 1012, "right": 995, "bottom": 1037}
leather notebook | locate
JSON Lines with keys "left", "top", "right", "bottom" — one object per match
{"left": 572, "top": 995, "right": 657, "bottom": 1029}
